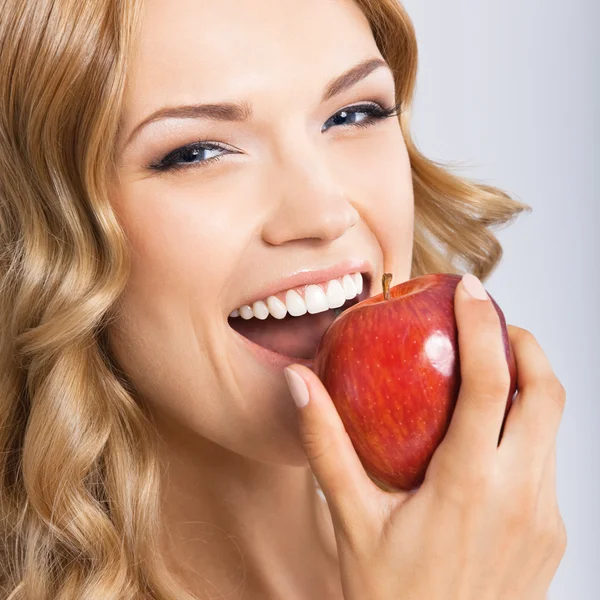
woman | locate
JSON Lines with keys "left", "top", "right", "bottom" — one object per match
{"left": 0, "top": 0, "right": 567, "bottom": 598}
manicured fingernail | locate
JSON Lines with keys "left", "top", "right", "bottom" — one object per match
{"left": 461, "top": 273, "right": 489, "bottom": 301}
{"left": 284, "top": 366, "right": 309, "bottom": 408}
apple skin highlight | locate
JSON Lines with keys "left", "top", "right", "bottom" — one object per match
{"left": 313, "top": 273, "right": 518, "bottom": 492}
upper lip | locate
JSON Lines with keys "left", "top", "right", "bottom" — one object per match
{"left": 228, "top": 257, "right": 374, "bottom": 314}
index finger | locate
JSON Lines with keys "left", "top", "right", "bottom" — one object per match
{"left": 497, "top": 326, "right": 566, "bottom": 470}
{"left": 439, "top": 274, "right": 514, "bottom": 465}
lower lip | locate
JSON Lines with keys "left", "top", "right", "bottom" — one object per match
{"left": 230, "top": 326, "right": 315, "bottom": 371}
{"left": 227, "top": 272, "right": 372, "bottom": 372}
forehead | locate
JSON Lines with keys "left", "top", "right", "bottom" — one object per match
{"left": 123, "top": 0, "right": 380, "bottom": 122}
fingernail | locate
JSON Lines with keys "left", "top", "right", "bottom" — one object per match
{"left": 461, "top": 273, "right": 489, "bottom": 301}
{"left": 284, "top": 366, "right": 310, "bottom": 408}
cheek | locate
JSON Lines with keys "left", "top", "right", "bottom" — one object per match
{"left": 379, "top": 142, "right": 414, "bottom": 275}
{"left": 113, "top": 180, "right": 245, "bottom": 305}
{"left": 105, "top": 182, "right": 245, "bottom": 435}
{"left": 105, "top": 180, "right": 244, "bottom": 395}
{"left": 346, "top": 131, "right": 414, "bottom": 280}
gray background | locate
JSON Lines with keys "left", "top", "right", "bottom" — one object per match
{"left": 400, "top": 1, "right": 599, "bottom": 598}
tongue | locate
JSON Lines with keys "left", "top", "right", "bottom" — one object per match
{"left": 228, "top": 310, "right": 338, "bottom": 359}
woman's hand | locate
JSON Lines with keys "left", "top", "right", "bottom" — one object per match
{"left": 284, "top": 274, "right": 567, "bottom": 600}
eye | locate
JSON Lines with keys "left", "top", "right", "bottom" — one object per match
{"left": 321, "top": 101, "right": 401, "bottom": 132}
{"left": 148, "top": 100, "right": 402, "bottom": 173}
{"left": 147, "top": 141, "right": 230, "bottom": 174}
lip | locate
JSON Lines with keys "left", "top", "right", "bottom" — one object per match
{"left": 227, "top": 257, "right": 374, "bottom": 315}
{"left": 231, "top": 329, "right": 318, "bottom": 371}
{"left": 228, "top": 271, "right": 372, "bottom": 372}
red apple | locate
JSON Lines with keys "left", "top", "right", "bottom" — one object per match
{"left": 313, "top": 272, "right": 517, "bottom": 492}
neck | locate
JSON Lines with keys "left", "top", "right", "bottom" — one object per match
{"left": 155, "top": 423, "right": 343, "bottom": 600}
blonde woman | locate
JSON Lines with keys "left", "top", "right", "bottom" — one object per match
{"left": 0, "top": 0, "right": 567, "bottom": 599}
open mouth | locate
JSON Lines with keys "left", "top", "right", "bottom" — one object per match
{"left": 227, "top": 272, "right": 371, "bottom": 361}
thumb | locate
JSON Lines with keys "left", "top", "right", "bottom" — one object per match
{"left": 283, "top": 364, "right": 384, "bottom": 532}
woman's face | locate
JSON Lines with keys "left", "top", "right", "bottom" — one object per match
{"left": 108, "top": 0, "right": 414, "bottom": 465}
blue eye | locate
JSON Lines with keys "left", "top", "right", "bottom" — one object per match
{"left": 148, "top": 101, "right": 402, "bottom": 173}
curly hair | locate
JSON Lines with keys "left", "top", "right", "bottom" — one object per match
{"left": 0, "top": 0, "right": 531, "bottom": 598}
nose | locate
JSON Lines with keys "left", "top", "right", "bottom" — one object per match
{"left": 261, "top": 152, "right": 360, "bottom": 246}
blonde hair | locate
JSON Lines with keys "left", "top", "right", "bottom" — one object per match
{"left": 0, "top": 0, "right": 531, "bottom": 598}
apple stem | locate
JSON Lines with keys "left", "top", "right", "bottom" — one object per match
{"left": 382, "top": 273, "right": 393, "bottom": 301}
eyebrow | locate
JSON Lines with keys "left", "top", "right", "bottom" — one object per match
{"left": 120, "top": 57, "right": 392, "bottom": 151}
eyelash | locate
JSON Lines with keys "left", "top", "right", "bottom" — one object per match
{"left": 147, "top": 100, "right": 403, "bottom": 173}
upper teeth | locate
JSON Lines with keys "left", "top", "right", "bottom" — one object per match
{"left": 229, "top": 272, "right": 364, "bottom": 320}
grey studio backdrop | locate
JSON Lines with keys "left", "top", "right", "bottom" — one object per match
{"left": 399, "top": 1, "right": 599, "bottom": 598}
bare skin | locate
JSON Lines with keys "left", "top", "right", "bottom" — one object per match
{"left": 288, "top": 292, "right": 567, "bottom": 600}
{"left": 107, "top": 0, "right": 413, "bottom": 598}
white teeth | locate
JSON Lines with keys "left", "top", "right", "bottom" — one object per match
{"left": 239, "top": 305, "right": 254, "bottom": 320}
{"left": 341, "top": 274, "right": 358, "bottom": 299}
{"left": 352, "top": 272, "right": 363, "bottom": 295}
{"left": 266, "top": 295, "right": 287, "bottom": 319}
{"left": 229, "top": 271, "right": 366, "bottom": 319}
{"left": 252, "top": 300, "right": 269, "bottom": 320}
{"left": 285, "top": 289, "right": 307, "bottom": 317}
{"left": 326, "top": 279, "right": 346, "bottom": 309}
{"left": 305, "top": 284, "right": 330, "bottom": 314}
